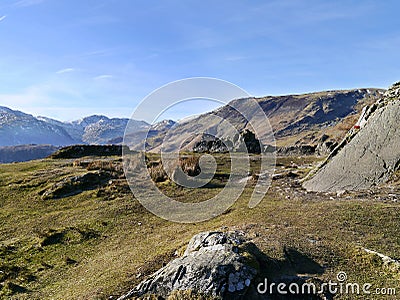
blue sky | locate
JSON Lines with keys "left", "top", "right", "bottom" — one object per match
{"left": 0, "top": 0, "right": 399, "bottom": 122}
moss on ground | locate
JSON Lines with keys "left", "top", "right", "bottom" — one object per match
{"left": 0, "top": 155, "right": 399, "bottom": 299}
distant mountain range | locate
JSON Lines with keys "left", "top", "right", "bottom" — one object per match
{"left": 0, "top": 88, "right": 386, "bottom": 162}
{"left": 0, "top": 106, "right": 175, "bottom": 147}
{"left": 0, "top": 106, "right": 176, "bottom": 162}
{"left": 0, "top": 106, "right": 75, "bottom": 146}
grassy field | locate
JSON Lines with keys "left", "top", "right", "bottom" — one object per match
{"left": 0, "top": 154, "right": 399, "bottom": 299}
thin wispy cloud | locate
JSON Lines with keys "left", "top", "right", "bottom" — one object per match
{"left": 0, "top": 15, "right": 6, "bottom": 22}
{"left": 56, "top": 68, "right": 75, "bottom": 74}
{"left": 94, "top": 74, "right": 113, "bottom": 80}
{"left": 81, "top": 48, "right": 117, "bottom": 58}
{"left": 13, "top": 0, "right": 44, "bottom": 8}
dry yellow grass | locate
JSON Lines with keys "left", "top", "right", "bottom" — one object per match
{"left": 0, "top": 155, "right": 399, "bottom": 299}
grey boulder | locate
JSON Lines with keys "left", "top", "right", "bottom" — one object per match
{"left": 303, "top": 82, "right": 400, "bottom": 192}
{"left": 118, "top": 231, "right": 257, "bottom": 300}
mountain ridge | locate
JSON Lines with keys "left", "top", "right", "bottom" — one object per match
{"left": 0, "top": 88, "right": 385, "bottom": 151}
{"left": 137, "top": 88, "right": 385, "bottom": 152}
{"left": 0, "top": 107, "right": 150, "bottom": 146}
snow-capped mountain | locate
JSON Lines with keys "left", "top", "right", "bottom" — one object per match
{"left": 79, "top": 116, "right": 148, "bottom": 144}
{"left": 1, "top": 106, "right": 150, "bottom": 146}
{"left": 0, "top": 107, "right": 76, "bottom": 146}
{"left": 150, "top": 119, "right": 176, "bottom": 131}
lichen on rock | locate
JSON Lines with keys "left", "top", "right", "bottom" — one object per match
{"left": 118, "top": 231, "right": 258, "bottom": 300}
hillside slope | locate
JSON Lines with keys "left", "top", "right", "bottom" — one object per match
{"left": 139, "top": 89, "right": 384, "bottom": 152}
{"left": 0, "top": 144, "right": 60, "bottom": 163}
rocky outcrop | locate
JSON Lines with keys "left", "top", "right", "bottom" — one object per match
{"left": 315, "top": 140, "right": 337, "bottom": 156}
{"left": 314, "top": 134, "right": 338, "bottom": 156}
{"left": 192, "top": 134, "right": 229, "bottom": 153}
{"left": 49, "top": 145, "right": 128, "bottom": 159}
{"left": 192, "top": 130, "right": 261, "bottom": 154}
{"left": 275, "top": 135, "right": 338, "bottom": 157}
{"left": 237, "top": 130, "right": 262, "bottom": 154}
{"left": 40, "top": 157, "right": 126, "bottom": 199}
{"left": 303, "top": 82, "right": 400, "bottom": 192}
{"left": 276, "top": 145, "right": 316, "bottom": 156}
{"left": 40, "top": 171, "right": 112, "bottom": 199}
{"left": 118, "top": 231, "right": 257, "bottom": 300}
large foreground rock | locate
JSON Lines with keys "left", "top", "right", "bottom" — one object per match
{"left": 118, "top": 231, "right": 257, "bottom": 300}
{"left": 118, "top": 231, "right": 328, "bottom": 300}
{"left": 303, "top": 82, "right": 400, "bottom": 192}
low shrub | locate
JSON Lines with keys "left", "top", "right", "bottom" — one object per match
{"left": 180, "top": 156, "right": 201, "bottom": 177}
